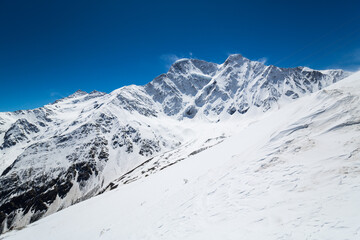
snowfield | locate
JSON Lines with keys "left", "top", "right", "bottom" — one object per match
{"left": 2, "top": 71, "right": 360, "bottom": 240}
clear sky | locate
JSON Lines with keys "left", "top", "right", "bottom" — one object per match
{"left": 1, "top": 0, "right": 360, "bottom": 111}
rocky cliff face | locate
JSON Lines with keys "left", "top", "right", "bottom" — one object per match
{"left": 0, "top": 54, "right": 350, "bottom": 233}
{"left": 146, "top": 55, "right": 348, "bottom": 119}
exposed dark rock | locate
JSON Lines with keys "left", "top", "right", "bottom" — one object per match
{"left": 2, "top": 119, "right": 40, "bottom": 148}
{"left": 184, "top": 106, "right": 198, "bottom": 119}
{"left": 238, "top": 102, "right": 250, "bottom": 114}
{"left": 227, "top": 106, "right": 237, "bottom": 115}
{"left": 57, "top": 180, "right": 73, "bottom": 199}
{"left": 139, "top": 139, "right": 160, "bottom": 156}
{"left": 285, "top": 90, "right": 295, "bottom": 96}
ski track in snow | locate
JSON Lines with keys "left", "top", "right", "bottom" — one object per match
{"left": 2, "top": 71, "right": 360, "bottom": 240}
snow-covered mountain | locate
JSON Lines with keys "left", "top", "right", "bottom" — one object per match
{"left": 3, "top": 66, "right": 360, "bottom": 240}
{"left": 0, "top": 54, "right": 351, "bottom": 234}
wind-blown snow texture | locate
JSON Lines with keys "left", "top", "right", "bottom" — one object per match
{"left": 0, "top": 54, "right": 352, "bottom": 236}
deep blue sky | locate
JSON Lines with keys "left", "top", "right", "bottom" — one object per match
{"left": 1, "top": 0, "right": 360, "bottom": 111}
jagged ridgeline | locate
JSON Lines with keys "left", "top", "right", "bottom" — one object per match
{"left": 0, "top": 54, "right": 350, "bottom": 233}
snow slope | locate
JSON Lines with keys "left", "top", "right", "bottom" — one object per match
{"left": 2, "top": 71, "right": 360, "bottom": 240}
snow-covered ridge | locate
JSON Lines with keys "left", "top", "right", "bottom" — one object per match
{"left": 0, "top": 55, "right": 351, "bottom": 234}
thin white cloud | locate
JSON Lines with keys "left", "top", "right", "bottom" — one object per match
{"left": 257, "top": 57, "right": 268, "bottom": 64}
{"left": 159, "top": 52, "right": 200, "bottom": 69}
{"left": 160, "top": 54, "right": 181, "bottom": 69}
{"left": 160, "top": 54, "right": 180, "bottom": 63}
{"left": 50, "top": 91, "right": 66, "bottom": 99}
{"left": 50, "top": 92, "right": 61, "bottom": 97}
{"left": 160, "top": 52, "right": 195, "bottom": 69}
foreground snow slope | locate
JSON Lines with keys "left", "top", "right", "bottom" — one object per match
{"left": 3, "top": 71, "right": 360, "bottom": 240}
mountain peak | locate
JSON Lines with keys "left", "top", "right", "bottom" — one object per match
{"left": 169, "top": 58, "right": 193, "bottom": 74}
{"left": 168, "top": 58, "right": 219, "bottom": 77}
{"left": 89, "top": 90, "right": 106, "bottom": 96}
{"left": 68, "top": 89, "right": 88, "bottom": 98}
{"left": 223, "top": 54, "right": 249, "bottom": 66}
